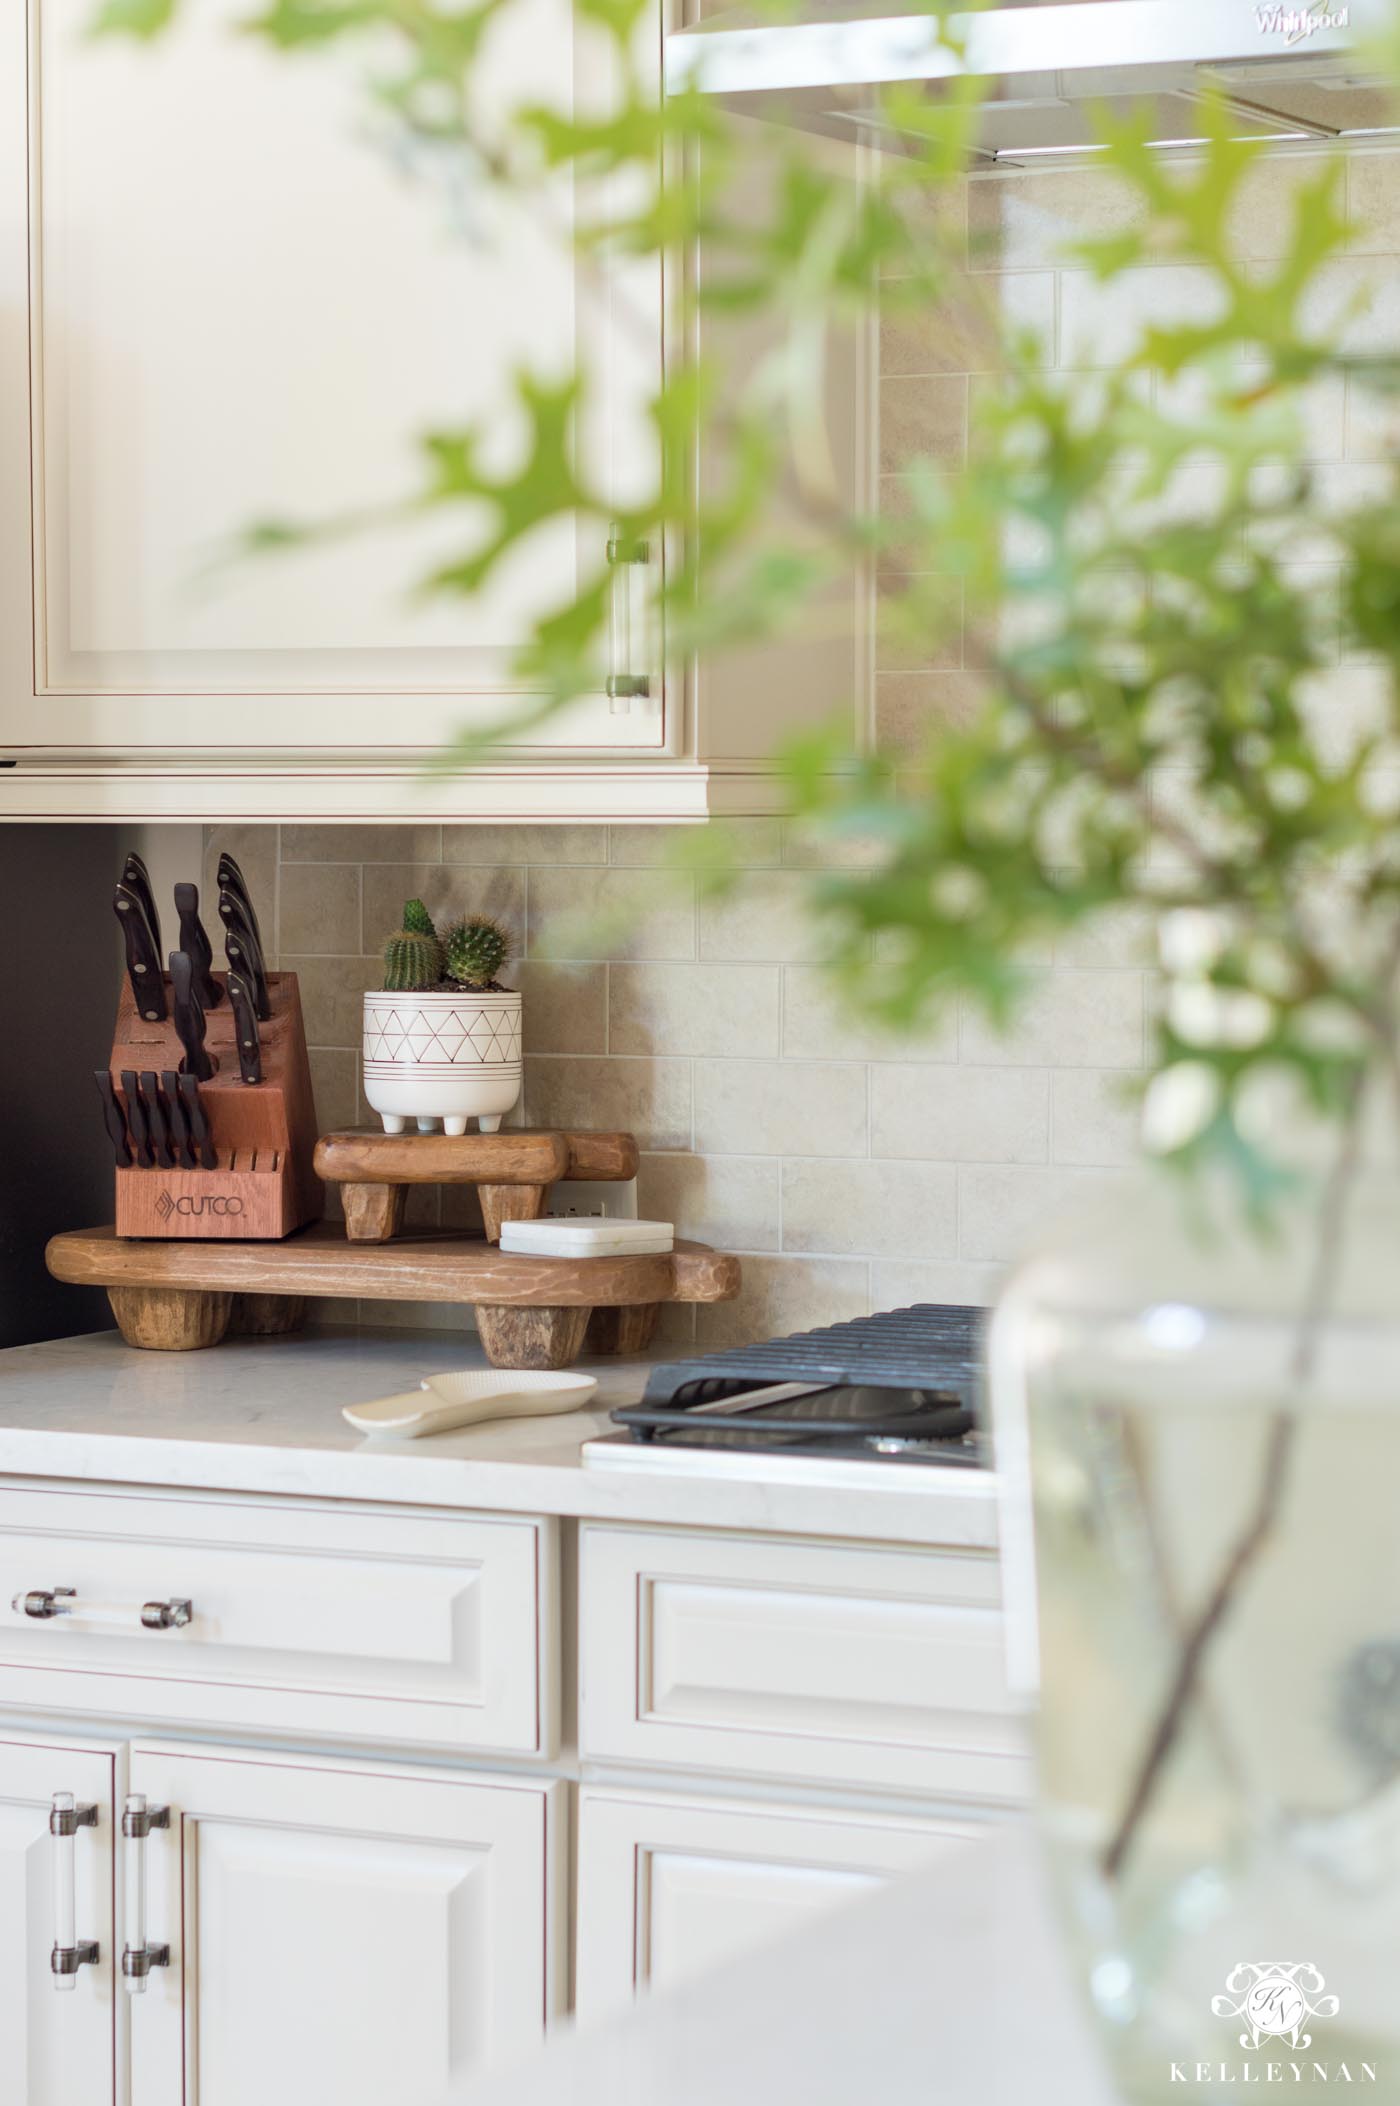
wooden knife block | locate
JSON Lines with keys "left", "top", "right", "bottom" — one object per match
{"left": 110, "top": 971, "right": 321, "bottom": 1241}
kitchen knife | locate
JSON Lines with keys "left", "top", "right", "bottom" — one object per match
{"left": 174, "top": 882, "right": 223, "bottom": 1010}
{"left": 225, "top": 967, "right": 264, "bottom": 1086}
{"left": 169, "top": 949, "right": 214, "bottom": 1082}
{"left": 139, "top": 1070, "right": 175, "bottom": 1169}
{"left": 162, "top": 1068, "right": 194, "bottom": 1168}
{"left": 119, "top": 1069, "right": 153, "bottom": 1169}
{"left": 114, "top": 880, "right": 168, "bottom": 1024}
{"left": 216, "top": 852, "right": 263, "bottom": 950}
{"left": 216, "top": 853, "right": 264, "bottom": 952}
{"left": 93, "top": 1071, "right": 131, "bottom": 1168}
{"left": 178, "top": 1073, "right": 217, "bottom": 1171}
{"left": 217, "top": 892, "right": 271, "bottom": 1022}
{"left": 121, "top": 851, "right": 162, "bottom": 960}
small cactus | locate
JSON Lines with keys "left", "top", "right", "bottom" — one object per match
{"left": 444, "top": 915, "right": 512, "bottom": 990}
{"left": 402, "top": 898, "right": 436, "bottom": 938}
{"left": 382, "top": 926, "right": 444, "bottom": 992}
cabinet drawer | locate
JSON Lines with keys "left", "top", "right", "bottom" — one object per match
{"left": 576, "top": 1785, "right": 977, "bottom": 2020}
{"left": 0, "top": 1485, "right": 555, "bottom": 1755}
{"left": 580, "top": 1525, "right": 1027, "bottom": 1800}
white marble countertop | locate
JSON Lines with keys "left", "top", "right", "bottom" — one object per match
{"left": 0, "top": 1327, "right": 998, "bottom": 1548}
{"left": 455, "top": 1829, "right": 1116, "bottom": 2106}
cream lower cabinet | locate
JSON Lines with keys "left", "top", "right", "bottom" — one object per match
{"left": 575, "top": 1786, "right": 975, "bottom": 2020}
{"left": 0, "top": 1728, "right": 562, "bottom": 2106}
{"left": 0, "top": 1484, "right": 1015, "bottom": 2103}
{"left": 0, "top": 1730, "right": 120, "bottom": 2106}
{"left": 127, "top": 1742, "right": 562, "bottom": 2106}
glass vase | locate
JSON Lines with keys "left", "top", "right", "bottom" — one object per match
{"left": 989, "top": 1141, "right": 1400, "bottom": 2100}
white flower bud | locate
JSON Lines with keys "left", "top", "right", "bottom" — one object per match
{"left": 1142, "top": 1062, "right": 1222, "bottom": 1153}
{"left": 1158, "top": 907, "right": 1227, "bottom": 975}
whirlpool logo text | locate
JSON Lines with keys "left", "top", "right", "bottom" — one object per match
{"left": 1254, "top": 5, "right": 1349, "bottom": 43}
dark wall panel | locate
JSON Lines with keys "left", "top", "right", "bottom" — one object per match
{"left": 0, "top": 827, "right": 123, "bottom": 1347}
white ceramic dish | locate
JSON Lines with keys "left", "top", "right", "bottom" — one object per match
{"left": 343, "top": 1367, "right": 598, "bottom": 1438}
{"left": 499, "top": 1218, "right": 675, "bottom": 1258}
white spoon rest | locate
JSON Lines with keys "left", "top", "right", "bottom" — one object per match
{"left": 343, "top": 1367, "right": 598, "bottom": 1438}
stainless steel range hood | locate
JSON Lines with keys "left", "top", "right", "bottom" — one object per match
{"left": 665, "top": 0, "right": 1397, "bottom": 161}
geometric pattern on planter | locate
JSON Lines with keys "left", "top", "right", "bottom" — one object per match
{"left": 364, "top": 1005, "right": 523, "bottom": 1068}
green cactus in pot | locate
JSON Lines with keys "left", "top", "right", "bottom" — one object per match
{"left": 443, "top": 914, "right": 512, "bottom": 991}
{"left": 382, "top": 900, "right": 444, "bottom": 991}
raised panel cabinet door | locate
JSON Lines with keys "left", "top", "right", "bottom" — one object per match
{"left": 575, "top": 1785, "right": 976, "bottom": 2020}
{"left": 0, "top": 0, "right": 666, "bottom": 772}
{"left": 0, "top": 1730, "right": 120, "bottom": 2106}
{"left": 127, "top": 1742, "right": 564, "bottom": 2106}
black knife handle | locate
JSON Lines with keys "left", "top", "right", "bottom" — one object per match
{"left": 139, "top": 1071, "right": 175, "bottom": 1169}
{"left": 170, "top": 950, "right": 214, "bottom": 1082}
{"left": 162, "top": 1069, "right": 194, "bottom": 1168}
{"left": 216, "top": 853, "right": 263, "bottom": 949}
{"left": 218, "top": 894, "right": 272, "bottom": 1022}
{"left": 114, "top": 881, "right": 168, "bottom": 1024}
{"left": 122, "top": 852, "right": 162, "bottom": 958}
{"left": 174, "top": 882, "right": 223, "bottom": 1009}
{"left": 225, "top": 968, "right": 264, "bottom": 1086}
{"left": 119, "top": 1070, "right": 153, "bottom": 1169}
{"left": 94, "top": 1072, "right": 131, "bottom": 1169}
{"left": 178, "top": 1073, "right": 217, "bottom": 1171}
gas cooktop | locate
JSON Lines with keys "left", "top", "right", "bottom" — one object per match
{"left": 586, "top": 1304, "right": 987, "bottom": 1473}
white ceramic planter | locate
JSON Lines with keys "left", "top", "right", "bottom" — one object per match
{"left": 362, "top": 987, "right": 523, "bottom": 1136}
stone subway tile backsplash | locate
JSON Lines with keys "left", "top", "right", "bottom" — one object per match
{"left": 205, "top": 822, "right": 1151, "bottom": 1341}
{"left": 219, "top": 148, "right": 1400, "bottom": 1338}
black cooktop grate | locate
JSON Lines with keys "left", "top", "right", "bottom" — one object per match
{"left": 610, "top": 1305, "right": 987, "bottom": 1461}
{"left": 635, "top": 1302, "right": 984, "bottom": 1409}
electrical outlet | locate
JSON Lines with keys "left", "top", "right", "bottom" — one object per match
{"left": 543, "top": 1177, "right": 638, "bottom": 1222}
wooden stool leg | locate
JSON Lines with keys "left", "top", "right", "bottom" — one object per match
{"left": 342, "top": 1184, "right": 406, "bottom": 1243}
{"left": 231, "top": 1295, "right": 307, "bottom": 1337}
{"left": 585, "top": 1303, "right": 661, "bottom": 1356}
{"left": 108, "top": 1286, "right": 232, "bottom": 1352}
{"left": 475, "top": 1303, "right": 591, "bottom": 1370}
{"left": 477, "top": 1183, "right": 548, "bottom": 1246}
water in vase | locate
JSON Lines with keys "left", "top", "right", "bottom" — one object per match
{"left": 1030, "top": 1350, "right": 1399, "bottom": 2101}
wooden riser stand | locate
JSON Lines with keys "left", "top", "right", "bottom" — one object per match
{"left": 47, "top": 1225, "right": 742, "bottom": 1370}
{"left": 111, "top": 971, "right": 321, "bottom": 1242}
{"left": 313, "top": 1128, "right": 639, "bottom": 1245}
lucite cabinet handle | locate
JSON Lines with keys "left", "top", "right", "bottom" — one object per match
{"left": 606, "top": 523, "right": 651, "bottom": 710}
{"left": 13, "top": 1587, "right": 193, "bottom": 1630}
{"left": 50, "top": 1793, "right": 99, "bottom": 1989}
{"left": 121, "top": 1795, "right": 171, "bottom": 1993}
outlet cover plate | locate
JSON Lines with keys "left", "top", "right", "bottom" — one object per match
{"left": 543, "top": 1177, "right": 638, "bottom": 1222}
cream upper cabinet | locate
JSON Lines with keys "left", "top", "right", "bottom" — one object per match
{"left": 0, "top": 0, "right": 688, "bottom": 819}
{"left": 0, "top": 4, "right": 871, "bottom": 822}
